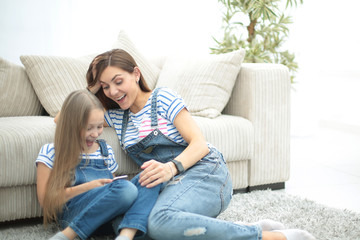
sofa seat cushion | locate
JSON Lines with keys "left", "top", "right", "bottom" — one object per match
{"left": 0, "top": 114, "right": 252, "bottom": 187}
{"left": 193, "top": 114, "right": 253, "bottom": 162}
{"left": 0, "top": 116, "right": 56, "bottom": 187}
{"left": 0, "top": 117, "right": 142, "bottom": 187}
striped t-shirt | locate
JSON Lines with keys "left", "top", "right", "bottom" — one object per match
{"left": 104, "top": 88, "right": 187, "bottom": 149}
{"left": 35, "top": 143, "right": 118, "bottom": 173}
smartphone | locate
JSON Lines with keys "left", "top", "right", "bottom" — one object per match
{"left": 113, "top": 175, "right": 128, "bottom": 181}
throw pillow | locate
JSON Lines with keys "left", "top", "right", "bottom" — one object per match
{"left": 20, "top": 55, "right": 93, "bottom": 117}
{"left": 112, "top": 30, "right": 161, "bottom": 90}
{"left": 0, "top": 57, "right": 43, "bottom": 117}
{"left": 155, "top": 49, "right": 246, "bottom": 118}
{"left": 20, "top": 30, "right": 160, "bottom": 117}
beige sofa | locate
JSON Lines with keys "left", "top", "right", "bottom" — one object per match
{"left": 0, "top": 31, "right": 290, "bottom": 223}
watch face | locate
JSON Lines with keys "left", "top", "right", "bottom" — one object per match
{"left": 172, "top": 160, "right": 184, "bottom": 173}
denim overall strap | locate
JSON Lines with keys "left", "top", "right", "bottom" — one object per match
{"left": 96, "top": 139, "right": 108, "bottom": 157}
{"left": 123, "top": 88, "right": 188, "bottom": 166}
{"left": 120, "top": 88, "right": 161, "bottom": 149}
{"left": 150, "top": 87, "right": 161, "bottom": 127}
{"left": 120, "top": 109, "right": 130, "bottom": 149}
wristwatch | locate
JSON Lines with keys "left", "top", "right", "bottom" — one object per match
{"left": 171, "top": 159, "right": 185, "bottom": 174}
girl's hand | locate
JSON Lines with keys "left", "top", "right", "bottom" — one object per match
{"left": 65, "top": 178, "right": 113, "bottom": 202}
{"left": 139, "top": 160, "right": 175, "bottom": 188}
{"left": 89, "top": 178, "right": 113, "bottom": 188}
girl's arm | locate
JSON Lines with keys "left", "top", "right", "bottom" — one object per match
{"left": 64, "top": 178, "right": 112, "bottom": 202}
{"left": 36, "top": 163, "right": 52, "bottom": 207}
{"left": 139, "top": 108, "right": 209, "bottom": 188}
{"left": 36, "top": 162, "right": 113, "bottom": 206}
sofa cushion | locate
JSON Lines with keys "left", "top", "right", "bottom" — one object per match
{"left": 0, "top": 185, "right": 42, "bottom": 222}
{"left": 0, "top": 116, "right": 56, "bottom": 187}
{"left": 19, "top": 30, "right": 160, "bottom": 118}
{"left": 193, "top": 114, "right": 253, "bottom": 162}
{"left": 156, "top": 49, "right": 245, "bottom": 118}
{"left": 0, "top": 57, "right": 43, "bottom": 117}
{"left": 20, "top": 55, "right": 92, "bottom": 117}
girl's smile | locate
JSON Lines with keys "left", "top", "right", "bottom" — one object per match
{"left": 84, "top": 108, "right": 104, "bottom": 153}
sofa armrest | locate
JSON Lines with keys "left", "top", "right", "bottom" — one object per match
{"left": 223, "top": 63, "right": 291, "bottom": 187}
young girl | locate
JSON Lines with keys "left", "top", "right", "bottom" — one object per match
{"left": 36, "top": 90, "right": 160, "bottom": 240}
{"left": 84, "top": 49, "right": 316, "bottom": 240}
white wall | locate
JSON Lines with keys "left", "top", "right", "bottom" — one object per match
{"left": 287, "top": 0, "right": 360, "bottom": 135}
{"left": 0, "top": 0, "right": 223, "bottom": 64}
{"left": 1, "top": 0, "right": 359, "bottom": 134}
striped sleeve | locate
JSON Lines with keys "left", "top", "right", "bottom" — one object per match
{"left": 35, "top": 143, "right": 55, "bottom": 169}
{"left": 104, "top": 110, "right": 114, "bottom": 127}
{"left": 106, "top": 144, "right": 118, "bottom": 173}
{"left": 158, "top": 88, "right": 187, "bottom": 123}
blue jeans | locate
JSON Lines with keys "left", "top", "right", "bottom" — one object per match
{"left": 147, "top": 147, "right": 262, "bottom": 240}
{"left": 59, "top": 158, "right": 160, "bottom": 239}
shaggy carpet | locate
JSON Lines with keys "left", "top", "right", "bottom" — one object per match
{"left": 1, "top": 190, "right": 359, "bottom": 240}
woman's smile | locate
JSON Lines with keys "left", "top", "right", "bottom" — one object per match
{"left": 115, "top": 94, "right": 127, "bottom": 104}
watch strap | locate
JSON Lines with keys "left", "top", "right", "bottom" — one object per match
{"left": 171, "top": 159, "right": 185, "bottom": 174}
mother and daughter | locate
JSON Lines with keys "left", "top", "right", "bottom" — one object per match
{"left": 36, "top": 49, "right": 315, "bottom": 240}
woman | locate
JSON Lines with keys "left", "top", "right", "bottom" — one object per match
{"left": 85, "top": 49, "right": 315, "bottom": 240}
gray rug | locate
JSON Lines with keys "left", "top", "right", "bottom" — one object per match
{"left": 1, "top": 190, "right": 359, "bottom": 240}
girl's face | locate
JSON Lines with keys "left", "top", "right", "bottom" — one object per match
{"left": 84, "top": 108, "right": 104, "bottom": 152}
{"left": 99, "top": 66, "right": 141, "bottom": 112}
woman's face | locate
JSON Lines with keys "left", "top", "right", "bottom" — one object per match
{"left": 99, "top": 66, "right": 140, "bottom": 111}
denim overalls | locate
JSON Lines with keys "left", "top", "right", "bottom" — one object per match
{"left": 58, "top": 140, "right": 160, "bottom": 240}
{"left": 120, "top": 88, "right": 188, "bottom": 167}
{"left": 120, "top": 88, "right": 261, "bottom": 240}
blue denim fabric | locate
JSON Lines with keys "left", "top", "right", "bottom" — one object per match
{"left": 119, "top": 88, "right": 262, "bottom": 240}
{"left": 59, "top": 157, "right": 160, "bottom": 239}
{"left": 59, "top": 158, "right": 137, "bottom": 239}
{"left": 148, "top": 148, "right": 261, "bottom": 240}
{"left": 117, "top": 173, "right": 161, "bottom": 236}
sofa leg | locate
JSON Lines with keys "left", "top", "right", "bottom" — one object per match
{"left": 233, "top": 182, "right": 285, "bottom": 194}
{"left": 248, "top": 182, "right": 285, "bottom": 192}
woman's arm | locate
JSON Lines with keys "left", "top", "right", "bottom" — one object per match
{"left": 54, "top": 112, "right": 60, "bottom": 123}
{"left": 139, "top": 108, "right": 209, "bottom": 188}
{"left": 171, "top": 108, "right": 209, "bottom": 170}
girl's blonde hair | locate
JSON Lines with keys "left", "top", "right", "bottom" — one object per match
{"left": 42, "top": 90, "right": 104, "bottom": 224}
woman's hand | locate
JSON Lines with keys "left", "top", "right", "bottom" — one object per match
{"left": 139, "top": 160, "right": 176, "bottom": 188}
{"left": 87, "top": 80, "right": 102, "bottom": 94}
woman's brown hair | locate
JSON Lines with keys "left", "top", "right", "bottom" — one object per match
{"left": 42, "top": 90, "right": 104, "bottom": 225}
{"left": 86, "top": 49, "right": 151, "bottom": 110}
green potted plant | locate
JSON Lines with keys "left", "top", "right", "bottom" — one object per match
{"left": 212, "top": 0, "right": 303, "bottom": 82}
